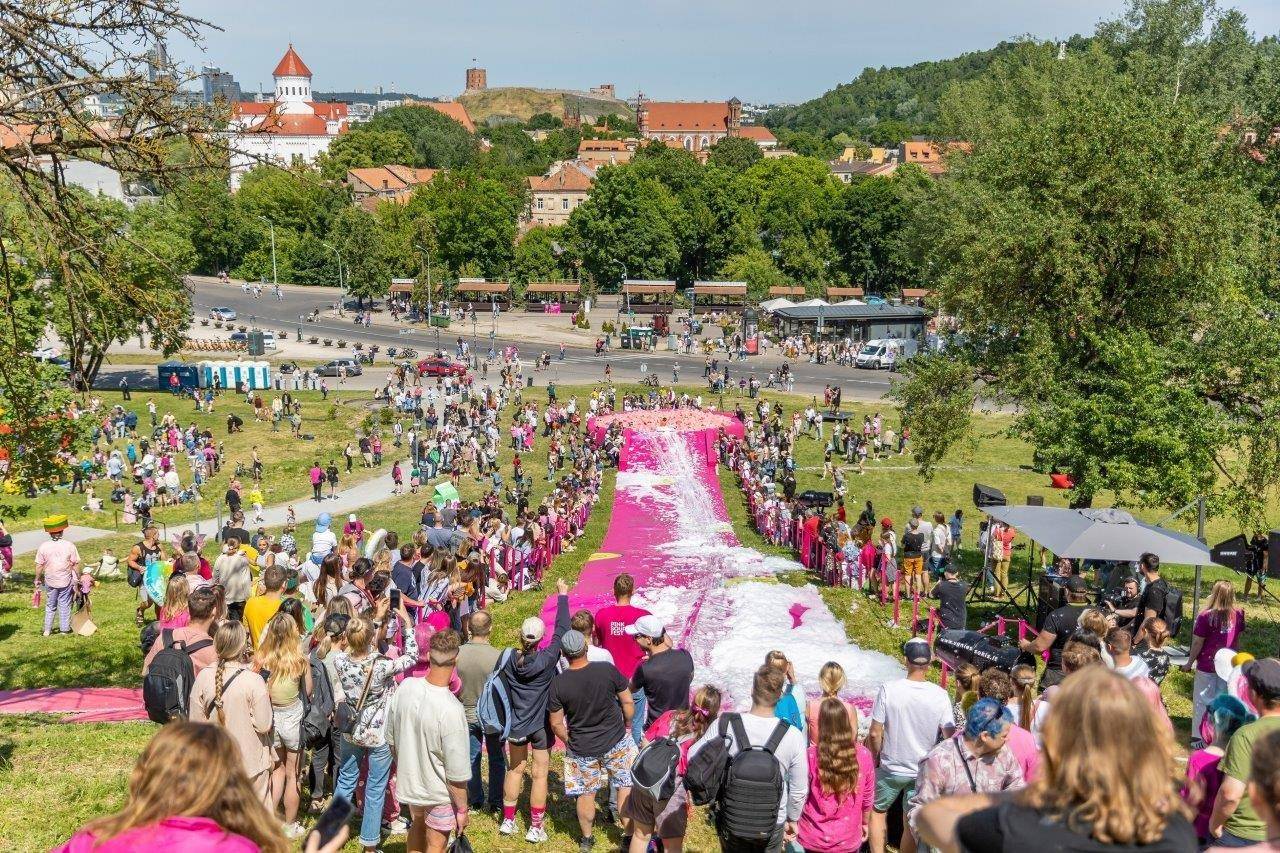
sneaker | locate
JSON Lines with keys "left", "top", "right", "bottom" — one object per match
{"left": 382, "top": 817, "right": 408, "bottom": 836}
{"left": 579, "top": 836, "right": 595, "bottom": 853}
{"left": 526, "top": 826, "right": 548, "bottom": 843}
{"left": 282, "top": 822, "right": 308, "bottom": 839}
{"left": 499, "top": 818, "right": 519, "bottom": 836}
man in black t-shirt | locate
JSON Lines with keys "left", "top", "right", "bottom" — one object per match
{"left": 1019, "top": 576, "right": 1091, "bottom": 688}
{"left": 929, "top": 565, "right": 969, "bottom": 630}
{"left": 627, "top": 615, "right": 695, "bottom": 727}
{"left": 219, "top": 510, "right": 250, "bottom": 547}
{"left": 1113, "top": 553, "right": 1166, "bottom": 644}
{"left": 549, "top": 630, "right": 638, "bottom": 851}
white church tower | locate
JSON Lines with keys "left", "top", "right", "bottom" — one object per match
{"left": 273, "top": 44, "right": 313, "bottom": 114}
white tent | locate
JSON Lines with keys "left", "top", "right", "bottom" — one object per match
{"left": 834, "top": 298, "right": 867, "bottom": 306}
{"left": 794, "top": 298, "right": 829, "bottom": 307}
{"left": 759, "top": 298, "right": 795, "bottom": 312}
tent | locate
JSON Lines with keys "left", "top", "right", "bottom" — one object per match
{"left": 433, "top": 482, "right": 460, "bottom": 505}
{"left": 759, "top": 298, "right": 795, "bottom": 312}
{"left": 983, "top": 505, "right": 1215, "bottom": 565}
{"left": 833, "top": 298, "right": 867, "bottom": 306}
{"left": 793, "top": 298, "right": 829, "bottom": 308}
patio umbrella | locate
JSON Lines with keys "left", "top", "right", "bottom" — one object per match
{"left": 983, "top": 505, "right": 1215, "bottom": 565}
{"left": 433, "top": 482, "right": 460, "bottom": 504}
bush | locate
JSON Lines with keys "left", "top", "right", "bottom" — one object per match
{"left": 199, "top": 318, "right": 209, "bottom": 326}
{"left": 601, "top": 321, "right": 616, "bottom": 335}
{"left": 337, "top": 339, "right": 347, "bottom": 348}
{"left": 327, "top": 404, "right": 340, "bottom": 421}
{"left": 353, "top": 341, "right": 364, "bottom": 350}
{"left": 378, "top": 408, "right": 395, "bottom": 425}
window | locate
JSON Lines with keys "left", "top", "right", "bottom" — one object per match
{"left": 536, "top": 197, "right": 544, "bottom": 210}
{"left": 684, "top": 137, "right": 692, "bottom": 150}
{"left": 700, "top": 136, "right": 709, "bottom": 149}
{"left": 562, "top": 198, "right": 569, "bottom": 210}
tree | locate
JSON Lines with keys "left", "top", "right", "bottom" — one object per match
{"left": 331, "top": 206, "right": 390, "bottom": 303}
{"left": 510, "top": 226, "right": 575, "bottom": 292}
{"left": 316, "top": 128, "right": 415, "bottom": 179}
{"left": 828, "top": 172, "right": 921, "bottom": 292}
{"left": 234, "top": 165, "right": 349, "bottom": 237}
{"left": 567, "top": 166, "right": 682, "bottom": 285}
{"left": 721, "top": 248, "right": 788, "bottom": 301}
{"left": 740, "top": 157, "right": 841, "bottom": 283}
{"left": 893, "top": 42, "right": 1277, "bottom": 526}
{"left": 169, "top": 175, "right": 256, "bottom": 275}
{"left": 707, "top": 136, "right": 763, "bottom": 171}
{"left": 406, "top": 171, "right": 521, "bottom": 278}
{"left": 526, "top": 112, "right": 563, "bottom": 130}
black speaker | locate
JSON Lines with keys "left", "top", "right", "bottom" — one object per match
{"left": 1027, "top": 495, "right": 1044, "bottom": 507}
{"left": 934, "top": 629, "right": 1036, "bottom": 674}
{"left": 973, "top": 483, "right": 1007, "bottom": 509}
{"left": 797, "top": 490, "right": 834, "bottom": 508}
{"left": 1211, "top": 535, "right": 1250, "bottom": 572}
{"left": 1267, "top": 532, "right": 1280, "bottom": 580}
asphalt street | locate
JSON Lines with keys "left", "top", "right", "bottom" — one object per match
{"left": 97, "top": 276, "right": 899, "bottom": 400}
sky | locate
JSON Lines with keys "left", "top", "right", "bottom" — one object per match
{"left": 173, "top": 0, "right": 1280, "bottom": 104}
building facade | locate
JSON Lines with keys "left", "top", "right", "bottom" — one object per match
{"left": 466, "top": 67, "right": 487, "bottom": 91}
{"left": 346, "top": 164, "right": 437, "bottom": 211}
{"left": 226, "top": 45, "right": 351, "bottom": 190}
{"left": 525, "top": 161, "right": 596, "bottom": 227}
{"left": 201, "top": 64, "right": 243, "bottom": 104}
{"left": 636, "top": 97, "right": 743, "bottom": 152}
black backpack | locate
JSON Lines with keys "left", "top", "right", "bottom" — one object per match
{"left": 142, "top": 630, "right": 212, "bottom": 724}
{"left": 715, "top": 714, "right": 790, "bottom": 841}
{"left": 301, "top": 653, "right": 335, "bottom": 747}
{"left": 1160, "top": 582, "right": 1184, "bottom": 637}
{"left": 139, "top": 620, "right": 160, "bottom": 655}
{"left": 631, "top": 736, "right": 681, "bottom": 802}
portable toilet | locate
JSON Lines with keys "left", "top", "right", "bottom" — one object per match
{"left": 156, "top": 361, "right": 198, "bottom": 391}
{"left": 249, "top": 360, "right": 269, "bottom": 389}
{"left": 197, "top": 360, "right": 214, "bottom": 389}
{"left": 214, "top": 360, "right": 232, "bottom": 390}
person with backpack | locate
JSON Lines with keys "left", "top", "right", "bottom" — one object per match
{"left": 142, "top": 586, "right": 218, "bottom": 676}
{"left": 1112, "top": 552, "right": 1180, "bottom": 646}
{"left": 190, "top": 622, "right": 274, "bottom": 805}
{"left": 625, "top": 685, "right": 723, "bottom": 853}
{"left": 548, "top": 629, "right": 637, "bottom": 853}
{"left": 456, "top": 609, "right": 506, "bottom": 813}
{"left": 500, "top": 578, "right": 572, "bottom": 844}
{"left": 687, "top": 664, "right": 808, "bottom": 852}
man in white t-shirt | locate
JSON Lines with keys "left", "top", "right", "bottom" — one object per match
{"left": 867, "top": 638, "right": 954, "bottom": 853}
{"left": 928, "top": 510, "right": 952, "bottom": 576}
{"left": 386, "top": 629, "right": 471, "bottom": 853}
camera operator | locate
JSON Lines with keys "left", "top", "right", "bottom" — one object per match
{"left": 1018, "top": 576, "right": 1091, "bottom": 689}
{"left": 1109, "top": 553, "right": 1166, "bottom": 645}
{"left": 1101, "top": 577, "right": 1140, "bottom": 629}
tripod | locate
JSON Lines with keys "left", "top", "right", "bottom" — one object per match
{"left": 967, "top": 542, "right": 1035, "bottom": 623}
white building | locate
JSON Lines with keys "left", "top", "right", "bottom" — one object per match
{"left": 226, "top": 45, "right": 350, "bottom": 189}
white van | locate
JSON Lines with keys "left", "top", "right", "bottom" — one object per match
{"left": 854, "top": 338, "right": 917, "bottom": 369}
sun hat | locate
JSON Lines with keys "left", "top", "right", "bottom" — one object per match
{"left": 43, "top": 514, "right": 69, "bottom": 534}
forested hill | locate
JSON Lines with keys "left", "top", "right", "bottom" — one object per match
{"left": 765, "top": 38, "right": 1086, "bottom": 143}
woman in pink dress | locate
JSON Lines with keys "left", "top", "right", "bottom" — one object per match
{"left": 797, "top": 696, "right": 875, "bottom": 852}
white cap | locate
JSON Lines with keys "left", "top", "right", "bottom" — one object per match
{"left": 348, "top": 513, "right": 357, "bottom": 523}
{"left": 624, "top": 615, "right": 667, "bottom": 639}
{"left": 521, "top": 616, "right": 546, "bottom": 643}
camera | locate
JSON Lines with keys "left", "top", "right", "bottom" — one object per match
{"left": 933, "top": 629, "right": 1037, "bottom": 674}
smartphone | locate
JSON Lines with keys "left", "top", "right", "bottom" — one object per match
{"left": 312, "top": 794, "right": 352, "bottom": 847}
{"left": 389, "top": 588, "right": 401, "bottom": 610}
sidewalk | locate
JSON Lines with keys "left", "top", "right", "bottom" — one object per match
{"left": 12, "top": 470, "right": 400, "bottom": 558}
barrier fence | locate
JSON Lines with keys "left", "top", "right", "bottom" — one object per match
{"left": 481, "top": 497, "right": 597, "bottom": 602}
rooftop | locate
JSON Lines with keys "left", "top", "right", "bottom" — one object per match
{"left": 774, "top": 304, "right": 928, "bottom": 321}
{"left": 273, "top": 44, "right": 312, "bottom": 78}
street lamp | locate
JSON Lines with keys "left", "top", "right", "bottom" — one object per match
{"left": 414, "top": 242, "right": 433, "bottom": 324}
{"left": 257, "top": 216, "right": 277, "bottom": 286}
{"left": 320, "top": 240, "right": 344, "bottom": 313}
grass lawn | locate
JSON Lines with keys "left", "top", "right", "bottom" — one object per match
{"left": 5, "top": 382, "right": 1277, "bottom": 850}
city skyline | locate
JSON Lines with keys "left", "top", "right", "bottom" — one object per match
{"left": 175, "top": 0, "right": 1280, "bottom": 104}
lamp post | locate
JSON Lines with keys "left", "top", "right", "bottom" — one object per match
{"left": 257, "top": 216, "right": 277, "bottom": 286}
{"left": 415, "top": 242, "right": 432, "bottom": 325}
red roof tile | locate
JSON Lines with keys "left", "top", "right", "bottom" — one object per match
{"left": 273, "top": 44, "right": 312, "bottom": 78}
{"left": 528, "top": 162, "right": 595, "bottom": 192}
{"left": 739, "top": 126, "right": 776, "bottom": 143}
{"left": 643, "top": 102, "right": 729, "bottom": 132}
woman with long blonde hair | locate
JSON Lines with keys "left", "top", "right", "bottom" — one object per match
{"left": 190, "top": 622, "right": 273, "bottom": 806}
{"left": 804, "top": 661, "right": 859, "bottom": 745}
{"left": 54, "top": 722, "right": 294, "bottom": 853}
{"left": 1184, "top": 579, "right": 1246, "bottom": 743}
{"left": 917, "top": 666, "right": 1195, "bottom": 852}
{"left": 254, "top": 612, "right": 313, "bottom": 838}
{"left": 158, "top": 572, "right": 190, "bottom": 629}
{"left": 797, "top": 696, "right": 875, "bottom": 852}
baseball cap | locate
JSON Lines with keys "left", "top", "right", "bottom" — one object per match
{"left": 561, "top": 630, "right": 587, "bottom": 656}
{"left": 348, "top": 513, "right": 357, "bottom": 523}
{"left": 903, "top": 638, "right": 932, "bottom": 665}
{"left": 1244, "top": 658, "right": 1280, "bottom": 701}
{"left": 520, "top": 616, "right": 546, "bottom": 643}
{"left": 625, "top": 615, "right": 667, "bottom": 639}
{"left": 912, "top": 506, "right": 924, "bottom": 517}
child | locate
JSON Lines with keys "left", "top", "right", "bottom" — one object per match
{"left": 951, "top": 662, "right": 981, "bottom": 725}
{"left": 157, "top": 573, "right": 190, "bottom": 629}
{"left": 247, "top": 484, "right": 264, "bottom": 525}
{"left": 391, "top": 460, "right": 403, "bottom": 496}
{"left": 285, "top": 505, "right": 296, "bottom": 528}
{"left": 1139, "top": 616, "right": 1173, "bottom": 685}
{"left": 409, "top": 464, "right": 421, "bottom": 494}
{"left": 1181, "top": 694, "right": 1255, "bottom": 846}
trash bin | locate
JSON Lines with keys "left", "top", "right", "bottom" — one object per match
{"left": 526, "top": 376, "right": 534, "bottom": 388}
{"left": 667, "top": 334, "right": 677, "bottom": 351}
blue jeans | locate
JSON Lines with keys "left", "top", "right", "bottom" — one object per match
{"left": 630, "top": 688, "right": 647, "bottom": 745}
{"left": 335, "top": 739, "right": 393, "bottom": 847}
{"left": 44, "top": 584, "right": 73, "bottom": 634}
{"left": 468, "top": 723, "right": 506, "bottom": 807}
{"left": 1215, "top": 830, "right": 1260, "bottom": 847}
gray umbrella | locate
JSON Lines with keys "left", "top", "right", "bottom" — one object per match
{"left": 983, "top": 505, "right": 1215, "bottom": 565}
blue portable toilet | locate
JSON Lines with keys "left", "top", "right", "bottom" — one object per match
{"left": 156, "top": 361, "right": 198, "bottom": 391}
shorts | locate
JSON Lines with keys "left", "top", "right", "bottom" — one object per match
{"left": 621, "top": 780, "right": 689, "bottom": 838}
{"left": 874, "top": 767, "right": 917, "bottom": 813}
{"left": 271, "top": 700, "right": 304, "bottom": 751}
{"left": 508, "top": 723, "right": 553, "bottom": 751}
{"left": 563, "top": 735, "right": 637, "bottom": 797}
{"left": 409, "top": 803, "right": 458, "bottom": 833}
{"left": 902, "top": 556, "right": 924, "bottom": 577}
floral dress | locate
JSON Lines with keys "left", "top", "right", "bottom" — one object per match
{"left": 331, "top": 629, "right": 418, "bottom": 748}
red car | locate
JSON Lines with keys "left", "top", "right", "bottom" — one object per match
{"left": 416, "top": 357, "right": 469, "bottom": 377}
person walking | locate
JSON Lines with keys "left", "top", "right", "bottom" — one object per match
{"left": 549, "top": 629, "right": 637, "bottom": 852}
{"left": 325, "top": 460, "right": 339, "bottom": 500}
{"left": 34, "top": 515, "right": 79, "bottom": 637}
{"left": 385, "top": 629, "right": 471, "bottom": 853}
{"left": 254, "top": 613, "right": 313, "bottom": 839}
{"left": 309, "top": 462, "right": 324, "bottom": 502}
{"left": 456, "top": 610, "right": 506, "bottom": 813}
{"left": 867, "top": 639, "right": 955, "bottom": 853}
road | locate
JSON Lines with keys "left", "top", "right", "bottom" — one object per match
{"left": 139, "top": 276, "right": 899, "bottom": 399}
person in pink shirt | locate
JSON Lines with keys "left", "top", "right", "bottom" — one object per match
{"left": 797, "top": 697, "right": 875, "bottom": 852}
{"left": 593, "top": 573, "right": 651, "bottom": 744}
{"left": 1182, "top": 693, "right": 1255, "bottom": 845}
{"left": 342, "top": 513, "right": 365, "bottom": 544}
{"left": 308, "top": 462, "right": 324, "bottom": 502}
{"left": 978, "top": 668, "right": 1041, "bottom": 782}
{"left": 55, "top": 720, "right": 349, "bottom": 853}
{"left": 1183, "top": 580, "right": 1246, "bottom": 741}
{"left": 34, "top": 516, "right": 80, "bottom": 637}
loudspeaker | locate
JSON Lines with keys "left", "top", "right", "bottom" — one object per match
{"left": 797, "top": 490, "right": 834, "bottom": 508}
{"left": 1267, "top": 532, "right": 1280, "bottom": 580}
{"left": 973, "top": 483, "right": 1007, "bottom": 509}
{"left": 1211, "top": 535, "right": 1250, "bottom": 573}
{"left": 1027, "top": 495, "right": 1044, "bottom": 507}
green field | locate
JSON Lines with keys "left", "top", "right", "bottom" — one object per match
{"left": 2, "top": 383, "right": 1273, "bottom": 850}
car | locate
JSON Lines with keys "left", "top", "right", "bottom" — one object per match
{"left": 854, "top": 338, "right": 918, "bottom": 370}
{"left": 210, "top": 307, "right": 237, "bottom": 321}
{"left": 228, "top": 331, "right": 248, "bottom": 344}
{"left": 315, "top": 358, "right": 363, "bottom": 377}
{"left": 416, "top": 357, "right": 469, "bottom": 377}
{"left": 228, "top": 331, "right": 277, "bottom": 350}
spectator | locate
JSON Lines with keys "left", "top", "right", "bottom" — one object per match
{"left": 1112, "top": 552, "right": 1168, "bottom": 645}
{"left": 549, "top": 629, "right": 637, "bottom": 852}
{"left": 1236, "top": 728, "right": 1280, "bottom": 852}
{"left": 142, "top": 586, "right": 219, "bottom": 676}
{"left": 34, "top": 515, "right": 80, "bottom": 637}
{"left": 561, "top": 610, "right": 614, "bottom": 668}
{"left": 1183, "top": 580, "right": 1245, "bottom": 743}
{"left": 1018, "top": 576, "right": 1091, "bottom": 688}
{"left": 594, "top": 573, "right": 652, "bottom": 745}
{"left": 455, "top": 610, "right": 506, "bottom": 813}
{"left": 213, "top": 538, "right": 252, "bottom": 624}
{"left": 917, "top": 667, "right": 1195, "bottom": 852}
{"left": 1183, "top": 694, "right": 1255, "bottom": 847}
{"left": 1210, "top": 658, "right": 1280, "bottom": 846}
{"left": 804, "top": 661, "right": 860, "bottom": 746}
{"left": 928, "top": 510, "right": 951, "bottom": 576}
{"left": 765, "top": 650, "right": 807, "bottom": 733}
{"left": 976, "top": 668, "right": 1040, "bottom": 783}
{"left": 908, "top": 699, "right": 1025, "bottom": 845}
{"left": 867, "top": 638, "right": 955, "bottom": 853}
{"left": 690, "top": 664, "right": 808, "bottom": 852}
{"left": 929, "top": 564, "right": 968, "bottom": 631}
{"left": 1140, "top": 617, "right": 1173, "bottom": 685}
{"left": 1106, "top": 626, "right": 1150, "bottom": 681}
{"left": 243, "top": 564, "right": 286, "bottom": 649}
{"left": 385, "top": 629, "right": 471, "bottom": 853}
{"left": 1031, "top": 640, "right": 1105, "bottom": 742}
{"left": 627, "top": 615, "right": 694, "bottom": 728}
{"left": 796, "top": 696, "right": 875, "bottom": 853}
{"left": 900, "top": 518, "right": 926, "bottom": 599}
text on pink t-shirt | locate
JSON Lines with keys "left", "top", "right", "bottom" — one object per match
{"left": 593, "top": 603, "right": 650, "bottom": 679}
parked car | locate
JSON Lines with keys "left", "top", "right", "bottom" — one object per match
{"left": 209, "top": 307, "right": 237, "bottom": 321}
{"left": 315, "top": 358, "right": 363, "bottom": 377}
{"left": 416, "top": 357, "right": 468, "bottom": 377}
{"left": 228, "top": 331, "right": 278, "bottom": 350}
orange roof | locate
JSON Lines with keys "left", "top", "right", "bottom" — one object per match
{"left": 257, "top": 113, "right": 330, "bottom": 136}
{"left": 273, "top": 44, "right": 312, "bottom": 78}
{"left": 579, "top": 139, "right": 628, "bottom": 152}
{"left": 232, "top": 101, "right": 273, "bottom": 116}
{"left": 407, "top": 100, "right": 475, "bottom": 133}
{"left": 739, "top": 126, "right": 776, "bottom": 143}
{"left": 528, "top": 162, "right": 595, "bottom": 193}
{"left": 310, "top": 102, "right": 348, "bottom": 121}
{"left": 0, "top": 122, "right": 51, "bottom": 150}
{"left": 347, "top": 165, "right": 436, "bottom": 194}
{"left": 642, "top": 102, "right": 729, "bottom": 132}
